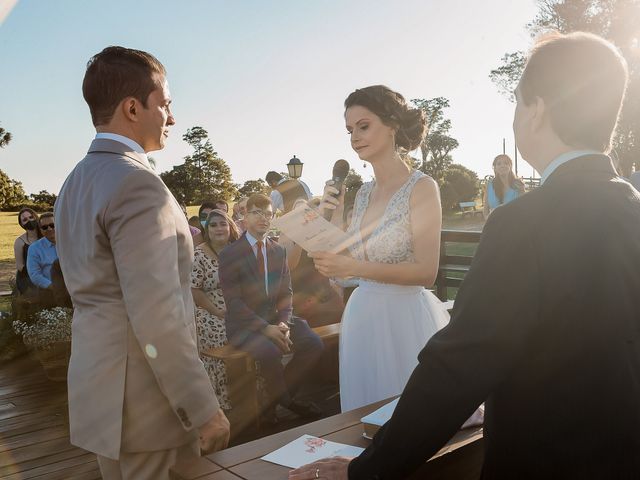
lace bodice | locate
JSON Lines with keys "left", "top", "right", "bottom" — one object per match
{"left": 347, "top": 170, "right": 425, "bottom": 266}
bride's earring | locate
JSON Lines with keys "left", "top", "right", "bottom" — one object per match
{"left": 363, "top": 162, "right": 367, "bottom": 168}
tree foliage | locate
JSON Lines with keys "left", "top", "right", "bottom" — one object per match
{"left": 237, "top": 179, "right": 270, "bottom": 199}
{"left": 440, "top": 163, "right": 480, "bottom": 211}
{"left": 160, "top": 126, "right": 238, "bottom": 204}
{"left": 0, "top": 125, "right": 11, "bottom": 149}
{"left": 489, "top": 0, "right": 640, "bottom": 174}
{"left": 410, "top": 98, "right": 459, "bottom": 184}
{"left": 30, "top": 190, "right": 57, "bottom": 209}
{"left": 0, "top": 169, "right": 27, "bottom": 210}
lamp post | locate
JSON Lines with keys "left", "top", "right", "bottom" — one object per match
{"left": 286, "top": 155, "right": 304, "bottom": 179}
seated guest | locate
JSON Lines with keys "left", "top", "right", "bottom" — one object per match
{"left": 280, "top": 199, "right": 344, "bottom": 328}
{"left": 232, "top": 197, "right": 248, "bottom": 233}
{"left": 265, "top": 171, "right": 312, "bottom": 213}
{"left": 483, "top": 154, "right": 525, "bottom": 218}
{"left": 191, "top": 209, "right": 239, "bottom": 411}
{"left": 180, "top": 202, "right": 204, "bottom": 246}
{"left": 213, "top": 198, "right": 229, "bottom": 213}
{"left": 13, "top": 207, "right": 42, "bottom": 294}
{"left": 26, "top": 213, "right": 58, "bottom": 290}
{"left": 219, "top": 194, "right": 323, "bottom": 419}
{"left": 198, "top": 201, "right": 217, "bottom": 229}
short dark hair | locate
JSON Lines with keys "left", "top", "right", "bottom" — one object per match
{"left": 519, "top": 32, "right": 628, "bottom": 152}
{"left": 198, "top": 201, "right": 217, "bottom": 218}
{"left": 39, "top": 212, "right": 54, "bottom": 223}
{"left": 82, "top": 46, "right": 166, "bottom": 126}
{"left": 213, "top": 199, "right": 229, "bottom": 211}
{"left": 265, "top": 171, "right": 283, "bottom": 185}
{"left": 246, "top": 193, "right": 272, "bottom": 212}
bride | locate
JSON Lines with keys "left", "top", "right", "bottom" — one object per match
{"left": 311, "top": 85, "right": 450, "bottom": 412}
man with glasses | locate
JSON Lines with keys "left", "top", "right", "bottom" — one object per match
{"left": 219, "top": 193, "right": 324, "bottom": 422}
{"left": 26, "top": 212, "right": 58, "bottom": 290}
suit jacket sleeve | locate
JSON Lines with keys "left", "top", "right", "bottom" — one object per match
{"left": 105, "top": 169, "right": 219, "bottom": 430}
{"left": 349, "top": 207, "right": 541, "bottom": 479}
{"left": 219, "top": 245, "right": 270, "bottom": 333}
{"left": 276, "top": 247, "right": 293, "bottom": 324}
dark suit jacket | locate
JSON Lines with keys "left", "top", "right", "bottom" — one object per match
{"left": 219, "top": 233, "right": 293, "bottom": 345}
{"left": 349, "top": 154, "right": 640, "bottom": 479}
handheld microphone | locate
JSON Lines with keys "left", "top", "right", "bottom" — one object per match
{"left": 323, "top": 159, "right": 350, "bottom": 220}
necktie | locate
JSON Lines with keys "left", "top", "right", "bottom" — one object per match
{"left": 256, "top": 240, "right": 265, "bottom": 278}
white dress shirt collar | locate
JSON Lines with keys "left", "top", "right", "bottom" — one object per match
{"left": 95, "top": 133, "right": 151, "bottom": 168}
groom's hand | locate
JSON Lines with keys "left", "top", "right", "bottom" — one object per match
{"left": 199, "top": 408, "right": 230, "bottom": 454}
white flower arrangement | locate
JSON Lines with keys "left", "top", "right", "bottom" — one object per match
{"left": 12, "top": 307, "right": 73, "bottom": 349}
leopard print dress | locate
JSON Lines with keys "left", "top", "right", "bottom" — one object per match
{"left": 191, "top": 246, "right": 231, "bottom": 410}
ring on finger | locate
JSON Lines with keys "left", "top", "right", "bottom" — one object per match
{"left": 315, "top": 468, "right": 320, "bottom": 479}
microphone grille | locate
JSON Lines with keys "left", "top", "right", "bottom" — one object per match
{"left": 333, "top": 159, "right": 350, "bottom": 179}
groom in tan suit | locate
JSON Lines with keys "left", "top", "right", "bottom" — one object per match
{"left": 55, "top": 46, "right": 229, "bottom": 480}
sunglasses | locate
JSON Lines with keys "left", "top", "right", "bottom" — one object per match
{"left": 41, "top": 224, "right": 55, "bottom": 231}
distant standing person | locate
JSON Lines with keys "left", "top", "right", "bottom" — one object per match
{"left": 483, "top": 154, "right": 525, "bottom": 218}
{"left": 265, "top": 171, "right": 312, "bottom": 213}
{"left": 55, "top": 46, "right": 229, "bottom": 480}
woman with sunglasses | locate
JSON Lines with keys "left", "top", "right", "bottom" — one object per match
{"left": 190, "top": 209, "right": 240, "bottom": 410}
{"left": 13, "top": 207, "right": 42, "bottom": 294}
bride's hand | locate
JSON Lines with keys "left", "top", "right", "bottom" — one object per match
{"left": 310, "top": 251, "right": 356, "bottom": 278}
{"left": 319, "top": 181, "right": 346, "bottom": 225}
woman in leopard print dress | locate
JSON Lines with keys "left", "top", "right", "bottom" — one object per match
{"left": 191, "top": 209, "right": 240, "bottom": 410}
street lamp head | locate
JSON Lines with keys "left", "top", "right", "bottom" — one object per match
{"left": 287, "top": 155, "right": 304, "bottom": 179}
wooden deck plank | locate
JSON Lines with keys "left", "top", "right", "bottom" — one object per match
{"left": 2, "top": 452, "right": 95, "bottom": 480}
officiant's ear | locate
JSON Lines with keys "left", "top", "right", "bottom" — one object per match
{"left": 122, "top": 97, "right": 139, "bottom": 122}
{"left": 531, "top": 96, "right": 547, "bottom": 132}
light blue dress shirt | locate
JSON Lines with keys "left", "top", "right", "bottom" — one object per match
{"left": 540, "top": 150, "right": 601, "bottom": 185}
{"left": 26, "top": 237, "right": 58, "bottom": 288}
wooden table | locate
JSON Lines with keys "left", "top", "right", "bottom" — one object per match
{"left": 171, "top": 399, "right": 484, "bottom": 480}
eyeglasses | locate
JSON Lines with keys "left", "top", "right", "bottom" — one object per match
{"left": 248, "top": 210, "right": 274, "bottom": 220}
{"left": 41, "top": 224, "right": 55, "bottom": 231}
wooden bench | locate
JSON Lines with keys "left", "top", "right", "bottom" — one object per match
{"left": 201, "top": 323, "right": 341, "bottom": 438}
{"left": 435, "top": 229, "right": 482, "bottom": 301}
{"left": 458, "top": 201, "right": 482, "bottom": 217}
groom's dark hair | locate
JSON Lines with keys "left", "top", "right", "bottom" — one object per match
{"left": 82, "top": 46, "right": 166, "bottom": 126}
{"left": 518, "top": 32, "right": 628, "bottom": 152}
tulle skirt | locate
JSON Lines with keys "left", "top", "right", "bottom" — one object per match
{"left": 339, "top": 280, "right": 450, "bottom": 412}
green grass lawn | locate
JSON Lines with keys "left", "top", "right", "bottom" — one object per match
{"left": 0, "top": 212, "right": 21, "bottom": 263}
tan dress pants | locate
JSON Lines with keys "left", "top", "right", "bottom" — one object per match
{"left": 96, "top": 440, "right": 199, "bottom": 480}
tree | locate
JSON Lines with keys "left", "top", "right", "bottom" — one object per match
{"left": 160, "top": 126, "right": 238, "bottom": 204}
{"left": 410, "top": 98, "right": 459, "bottom": 184}
{"left": 440, "top": 164, "right": 480, "bottom": 211}
{"left": 0, "top": 169, "right": 27, "bottom": 210}
{"left": 489, "top": 0, "right": 640, "bottom": 175}
{"left": 30, "top": 190, "right": 57, "bottom": 208}
{"left": 237, "top": 179, "right": 270, "bottom": 199}
{"left": 0, "top": 124, "right": 11, "bottom": 149}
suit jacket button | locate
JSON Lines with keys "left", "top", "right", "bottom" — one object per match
{"left": 184, "top": 420, "right": 192, "bottom": 428}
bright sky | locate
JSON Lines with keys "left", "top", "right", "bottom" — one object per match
{"left": 0, "top": 0, "right": 539, "bottom": 197}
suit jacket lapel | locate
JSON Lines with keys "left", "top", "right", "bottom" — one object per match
{"left": 265, "top": 238, "right": 279, "bottom": 300}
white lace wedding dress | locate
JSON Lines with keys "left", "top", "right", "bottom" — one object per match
{"left": 340, "top": 170, "right": 450, "bottom": 412}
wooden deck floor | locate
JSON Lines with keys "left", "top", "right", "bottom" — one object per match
{"left": 0, "top": 355, "right": 100, "bottom": 480}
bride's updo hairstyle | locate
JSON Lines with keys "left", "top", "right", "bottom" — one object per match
{"left": 344, "top": 85, "right": 427, "bottom": 152}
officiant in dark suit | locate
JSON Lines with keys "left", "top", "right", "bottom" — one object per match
{"left": 291, "top": 32, "right": 640, "bottom": 480}
{"left": 219, "top": 193, "right": 324, "bottom": 420}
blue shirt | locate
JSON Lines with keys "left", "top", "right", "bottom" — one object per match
{"left": 541, "top": 150, "right": 601, "bottom": 185}
{"left": 26, "top": 237, "right": 58, "bottom": 288}
{"left": 487, "top": 180, "right": 520, "bottom": 210}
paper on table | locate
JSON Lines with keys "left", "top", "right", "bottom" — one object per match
{"left": 271, "top": 206, "right": 354, "bottom": 254}
{"left": 360, "top": 398, "right": 399, "bottom": 427}
{"left": 261, "top": 434, "right": 365, "bottom": 469}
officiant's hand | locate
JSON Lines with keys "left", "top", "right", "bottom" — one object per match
{"left": 310, "top": 251, "right": 356, "bottom": 279}
{"left": 288, "top": 456, "right": 352, "bottom": 480}
{"left": 199, "top": 408, "right": 230, "bottom": 454}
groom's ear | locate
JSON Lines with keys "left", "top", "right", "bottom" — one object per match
{"left": 531, "top": 96, "right": 547, "bottom": 133}
{"left": 121, "top": 97, "right": 139, "bottom": 122}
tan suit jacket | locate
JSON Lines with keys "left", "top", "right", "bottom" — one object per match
{"left": 55, "top": 138, "right": 219, "bottom": 460}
